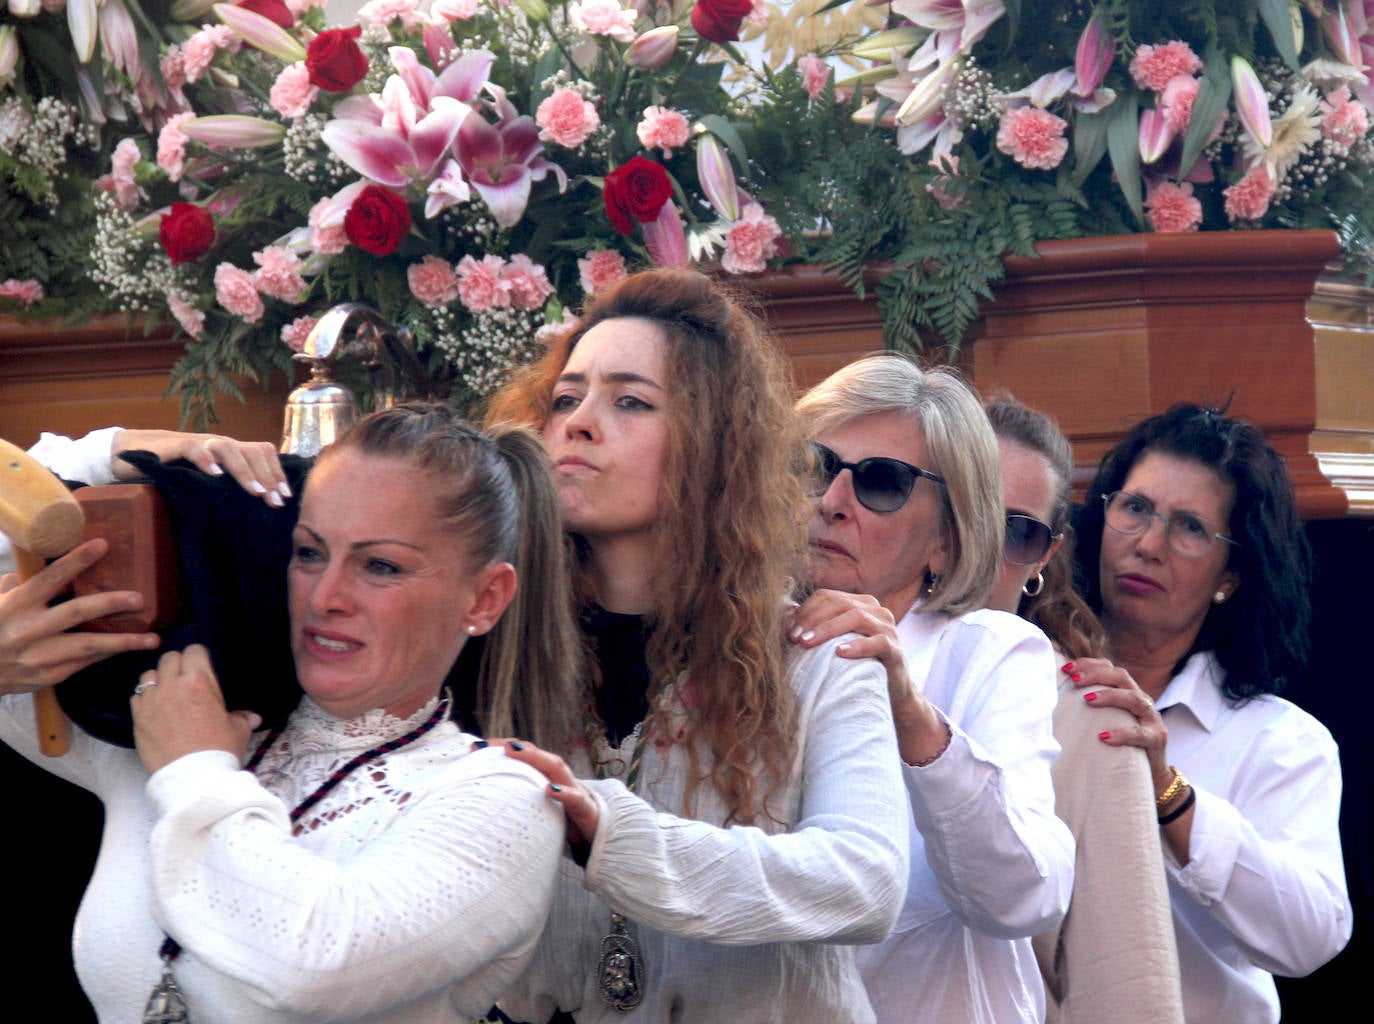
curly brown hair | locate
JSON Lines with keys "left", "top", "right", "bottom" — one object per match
{"left": 487, "top": 268, "right": 808, "bottom": 825}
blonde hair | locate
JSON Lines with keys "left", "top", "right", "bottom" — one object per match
{"left": 795, "top": 354, "right": 1003, "bottom": 615}
{"left": 488, "top": 268, "right": 807, "bottom": 825}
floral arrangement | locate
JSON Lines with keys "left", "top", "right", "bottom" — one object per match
{"left": 828, "top": 0, "right": 1374, "bottom": 348}
{"left": 3, "top": 0, "right": 885, "bottom": 422}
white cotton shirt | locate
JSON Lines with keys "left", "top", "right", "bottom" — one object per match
{"left": 856, "top": 606, "right": 1075, "bottom": 1024}
{"left": 1155, "top": 651, "right": 1352, "bottom": 1024}
{"left": 497, "top": 635, "right": 910, "bottom": 1023}
{"left": 0, "top": 693, "right": 565, "bottom": 1023}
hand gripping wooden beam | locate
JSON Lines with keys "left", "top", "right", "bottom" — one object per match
{"left": 0, "top": 438, "right": 85, "bottom": 756}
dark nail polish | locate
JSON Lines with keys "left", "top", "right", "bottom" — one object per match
{"left": 549, "top": 783, "right": 563, "bottom": 792}
{"left": 471, "top": 739, "right": 488, "bottom": 748}
{"left": 509, "top": 741, "right": 525, "bottom": 751}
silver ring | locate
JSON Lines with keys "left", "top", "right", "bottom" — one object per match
{"left": 133, "top": 678, "right": 158, "bottom": 696}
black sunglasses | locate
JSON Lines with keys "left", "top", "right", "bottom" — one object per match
{"left": 810, "top": 441, "right": 945, "bottom": 513}
{"left": 1003, "top": 513, "right": 1059, "bottom": 566}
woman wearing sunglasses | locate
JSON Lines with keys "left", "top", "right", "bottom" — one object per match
{"left": 1069, "top": 403, "right": 1350, "bottom": 1024}
{"left": 788, "top": 354, "right": 1073, "bottom": 1024}
{"left": 984, "top": 397, "right": 1183, "bottom": 1024}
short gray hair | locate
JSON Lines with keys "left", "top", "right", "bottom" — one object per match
{"left": 795, "top": 354, "right": 1002, "bottom": 615}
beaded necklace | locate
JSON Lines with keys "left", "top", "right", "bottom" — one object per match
{"left": 141, "top": 695, "right": 451, "bottom": 1024}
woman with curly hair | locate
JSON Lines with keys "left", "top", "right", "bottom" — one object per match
{"left": 1070, "top": 402, "right": 1351, "bottom": 1023}
{"left": 484, "top": 267, "right": 908, "bottom": 1022}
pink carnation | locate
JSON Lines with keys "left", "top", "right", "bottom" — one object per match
{"left": 995, "top": 106, "right": 1069, "bottom": 170}
{"left": 456, "top": 254, "right": 513, "bottom": 312}
{"left": 308, "top": 197, "right": 349, "bottom": 254}
{"left": 408, "top": 254, "right": 460, "bottom": 306}
{"left": 569, "top": 0, "right": 637, "bottom": 42}
{"left": 0, "top": 278, "right": 44, "bottom": 307}
{"left": 1223, "top": 166, "right": 1276, "bottom": 222}
{"left": 280, "top": 314, "right": 319, "bottom": 352}
{"left": 721, "top": 202, "right": 781, "bottom": 275}
{"left": 534, "top": 307, "right": 580, "bottom": 347}
{"left": 1130, "top": 41, "right": 1202, "bottom": 92}
{"left": 536, "top": 88, "right": 600, "bottom": 149}
{"left": 160, "top": 47, "right": 188, "bottom": 96}
{"left": 578, "top": 248, "right": 627, "bottom": 295}
{"left": 357, "top": 0, "right": 423, "bottom": 29}
{"left": 98, "top": 138, "right": 143, "bottom": 211}
{"left": 636, "top": 106, "right": 691, "bottom": 157}
{"left": 429, "top": 0, "right": 478, "bottom": 20}
{"left": 251, "top": 246, "right": 307, "bottom": 303}
{"left": 798, "top": 53, "right": 831, "bottom": 101}
{"left": 1321, "top": 86, "right": 1369, "bottom": 156}
{"left": 1144, "top": 179, "right": 1202, "bottom": 233}
{"left": 1160, "top": 75, "right": 1199, "bottom": 133}
{"left": 270, "top": 62, "right": 319, "bottom": 119}
{"left": 214, "top": 262, "right": 266, "bottom": 323}
{"left": 503, "top": 254, "right": 555, "bottom": 310}
{"left": 157, "top": 112, "right": 196, "bottom": 182}
{"left": 183, "top": 25, "right": 236, "bottom": 84}
{"left": 168, "top": 296, "right": 206, "bottom": 339}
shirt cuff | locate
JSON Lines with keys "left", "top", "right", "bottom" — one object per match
{"left": 1162, "top": 786, "right": 1241, "bottom": 904}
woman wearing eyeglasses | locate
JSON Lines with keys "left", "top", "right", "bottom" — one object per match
{"left": 984, "top": 397, "right": 1183, "bottom": 1024}
{"left": 1070, "top": 403, "right": 1350, "bottom": 1024}
{"left": 788, "top": 354, "right": 1073, "bottom": 1024}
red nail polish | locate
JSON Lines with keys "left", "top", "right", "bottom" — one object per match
{"left": 1083, "top": 691, "right": 1097, "bottom": 702}
{"left": 1098, "top": 731, "right": 1111, "bottom": 741}
{"left": 1071, "top": 672, "right": 1083, "bottom": 683}
{"left": 1061, "top": 662, "right": 1075, "bottom": 673}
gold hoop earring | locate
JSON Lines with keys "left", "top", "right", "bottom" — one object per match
{"left": 1023, "top": 572, "right": 1045, "bottom": 598}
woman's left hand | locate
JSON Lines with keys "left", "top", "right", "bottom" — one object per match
{"left": 494, "top": 739, "right": 600, "bottom": 847}
{"left": 132, "top": 644, "right": 262, "bottom": 774}
{"left": 1066, "top": 657, "right": 1171, "bottom": 785}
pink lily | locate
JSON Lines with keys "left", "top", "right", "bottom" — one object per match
{"left": 0, "top": 27, "right": 18, "bottom": 88}
{"left": 170, "top": 0, "right": 218, "bottom": 19}
{"left": 1230, "top": 55, "right": 1273, "bottom": 149}
{"left": 642, "top": 201, "right": 689, "bottom": 268}
{"left": 423, "top": 22, "right": 458, "bottom": 70}
{"left": 213, "top": 3, "right": 306, "bottom": 64}
{"left": 98, "top": 0, "right": 141, "bottom": 79}
{"left": 452, "top": 84, "right": 567, "bottom": 228}
{"left": 424, "top": 159, "right": 472, "bottom": 218}
{"left": 1074, "top": 10, "right": 1115, "bottom": 97}
{"left": 1138, "top": 107, "right": 1176, "bottom": 163}
{"left": 320, "top": 50, "right": 493, "bottom": 190}
{"left": 895, "top": 60, "right": 959, "bottom": 126}
{"left": 67, "top": 0, "right": 97, "bottom": 61}
{"left": 627, "top": 26, "right": 679, "bottom": 70}
{"left": 182, "top": 114, "right": 287, "bottom": 148}
{"left": 1322, "top": 3, "right": 1364, "bottom": 68}
{"left": 696, "top": 131, "right": 739, "bottom": 221}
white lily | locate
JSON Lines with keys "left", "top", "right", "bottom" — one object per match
{"left": 67, "top": 0, "right": 98, "bottom": 62}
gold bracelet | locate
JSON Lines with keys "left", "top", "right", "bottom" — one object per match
{"left": 1156, "top": 765, "right": 1187, "bottom": 807}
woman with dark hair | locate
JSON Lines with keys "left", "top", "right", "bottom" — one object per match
{"left": 1070, "top": 402, "right": 1351, "bottom": 1023}
{"left": 984, "top": 397, "right": 1182, "bottom": 1024}
{"left": 484, "top": 268, "right": 907, "bottom": 1022}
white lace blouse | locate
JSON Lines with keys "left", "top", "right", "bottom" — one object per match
{"left": 0, "top": 692, "right": 564, "bottom": 1023}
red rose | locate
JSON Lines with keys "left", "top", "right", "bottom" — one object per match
{"left": 236, "top": 0, "right": 294, "bottom": 28}
{"left": 159, "top": 203, "right": 215, "bottom": 266}
{"left": 603, "top": 157, "right": 672, "bottom": 235}
{"left": 690, "top": 0, "right": 754, "bottom": 44}
{"left": 344, "top": 185, "right": 412, "bottom": 255}
{"left": 306, "top": 26, "right": 370, "bottom": 93}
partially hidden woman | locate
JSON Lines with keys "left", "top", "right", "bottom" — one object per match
{"left": 483, "top": 268, "right": 910, "bottom": 1022}
{"left": 984, "top": 397, "right": 1183, "bottom": 1024}
{"left": 0, "top": 405, "right": 573, "bottom": 1022}
{"left": 1070, "top": 402, "right": 1351, "bottom": 1023}
{"left": 785, "top": 355, "right": 1074, "bottom": 1023}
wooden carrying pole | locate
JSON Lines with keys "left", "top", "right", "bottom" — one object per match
{"left": 0, "top": 438, "right": 85, "bottom": 756}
